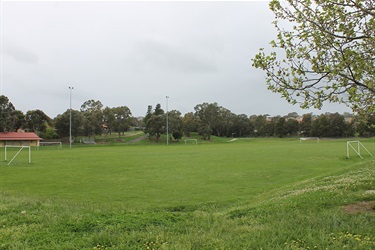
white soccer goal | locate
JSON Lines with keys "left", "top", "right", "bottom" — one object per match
{"left": 346, "top": 141, "right": 373, "bottom": 159}
{"left": 39, "top": 141, "right": 62, "bottom": 149}
{"left": 4, "top": 146, "right": 31, "bottom": 165}
{"left": 300, "top": 137, "right": 320, "bottom": 143}
{"left": 185, "top": 139, "right": 198, "bottom": 145}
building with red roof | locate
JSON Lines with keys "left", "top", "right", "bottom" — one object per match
{"left": 0, "top": 132, "right": 42, "bottom": 147}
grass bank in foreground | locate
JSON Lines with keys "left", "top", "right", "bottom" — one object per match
{"left": 0, "top": 139, "right": 374, "bottom": 249}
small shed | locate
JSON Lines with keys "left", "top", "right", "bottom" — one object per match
{"left": 0, "top": 132, "right": 42, "bottom": 147}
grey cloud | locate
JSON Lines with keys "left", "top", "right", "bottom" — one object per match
{"left": 3, "top": 43, "right": 39, "bottom": 64}
{"left": 134, "top": 38, "right": 218, "bottom": 73}
{"left": 1, "top": 1, "right": 351, "bottom": 118}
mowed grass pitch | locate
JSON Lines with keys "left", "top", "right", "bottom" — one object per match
{"left": 0, "top": 139, "right": 360, "bottom": 209}
{"left": 0, "top": 138, "right": 374, "bottom": 249}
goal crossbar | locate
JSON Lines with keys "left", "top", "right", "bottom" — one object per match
{"left": 5, "top": 146, "right": 31, "bottom": 165}
{"left": 300, "top": 137, "right": 320, "bottom": 143}
{"left": 346, "top": 141, "right": 373, "bottom": 159}
{"left": 185, "top": 139, "right": 198, "bottom": 145}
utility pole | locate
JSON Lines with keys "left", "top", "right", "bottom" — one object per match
{"left": 69, "top": 86, "right": 74, "bottom": 149}
{"left": 166, "top": 96, "right": 169, "bottom": 145}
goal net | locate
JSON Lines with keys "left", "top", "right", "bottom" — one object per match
{"left": 300, "top": 137, "right": 320, "bottom": 143}
{"left": 39, "top": 141, "right": 62, "bottom": 149}
{"left": 185, "top": 139, "right": 198, "bottom": 145}
{"left": 4, "top": 146, "right": 32, "bottom": 165}
{"left": 346, "top": 141, "right": 373, "bottom": 159}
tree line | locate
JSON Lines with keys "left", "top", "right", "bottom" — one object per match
{"left": 1, "top": 95, "right": 374, "bottom": 142}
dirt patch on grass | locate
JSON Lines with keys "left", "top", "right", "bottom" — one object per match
{"left": 343, "top": 200, "right": 375, "bottom": 214}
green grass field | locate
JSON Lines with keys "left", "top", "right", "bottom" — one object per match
{"left": 0, "top": 138, "right": 374, "bottom": 249}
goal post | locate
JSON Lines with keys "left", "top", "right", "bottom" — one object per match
{"left": 4, "top": 146, "right": 31, "bottom": 165}
{"left": 39, "top": 141, "right": 62, "bottom": 149}
{"left": 185, "top": 139, "right": 198, "bottom": 145}
{"left": 300, "top": 137, "right": 320, "bottom": 143}
{"left": 346, "top": 141, "right": 373, "bottom": 159}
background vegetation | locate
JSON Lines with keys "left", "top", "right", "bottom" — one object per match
{"left": 1, "top": 95, "right": 375, "bottom": 144}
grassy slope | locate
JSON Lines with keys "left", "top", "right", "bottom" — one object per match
{"left": 0, "top": 138, "right": 374, "bottom": 249}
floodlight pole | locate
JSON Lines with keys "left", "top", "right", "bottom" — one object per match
{"left": 166, "top": 96, "right": 169, "bottom": 145}
{"left": 69, "top": 86, "right": 74, "bottom": 149}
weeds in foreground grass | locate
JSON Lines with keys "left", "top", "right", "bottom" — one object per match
{"left": 330, "top": 232, "right": 375, "bottom": 249}
{"left": 1, "top": 163, "right": 374, "bottom": 249}
{"left": 286, "top": 232, "right": 375, "bottom": 250}
{"left": 142, "top": 239, "right": 169, "bottom": 250}
{"left": 93, "top": 244, "right": 110, "bottom": 250}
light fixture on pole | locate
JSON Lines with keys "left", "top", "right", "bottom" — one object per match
{"left": 166, "top": 96, "right": 169, "bottom": 145}
{"left": 69, "top": 87, "right": 74, "bottom": 149}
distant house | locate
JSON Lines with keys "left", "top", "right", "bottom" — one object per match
{"left": 344, "top": 117, "right": 354, "bottom": 123}
{"left": 0, "top": 132, "right": 42, "bottom": 147}
{"left": 296, "top": 116, "right": 304, "bottom": 123}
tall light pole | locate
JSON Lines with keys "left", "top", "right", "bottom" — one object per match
{"left": 166, "top": 96, "right": 169, "bottom": 145}
{"left": 69, "top": 87, "right": 74, "bottom": 149}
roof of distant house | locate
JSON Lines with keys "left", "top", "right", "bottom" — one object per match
{"left": 0, "top": 132, "right": 42, "bottom": 141}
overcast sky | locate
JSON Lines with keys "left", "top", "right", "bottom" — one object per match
{"left": 1, "top": 0, "right": 350, "bottom": 118}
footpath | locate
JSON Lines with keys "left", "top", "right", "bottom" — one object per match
{"left": 126, "top": 134, "right": 148, "bottom": 144}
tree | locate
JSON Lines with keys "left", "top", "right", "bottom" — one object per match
{"left": 41, "top": 126, "right": 59, "bottom": 139}
{"left": 344, "top": 119, "right": 356, "bottom": 137}
{"left": 194, "top": 102, "right": 221, "bottom": 140}
{"left": 154, "top": 104, "right": 164, "bottom": 116}
{"left": 182, "top": 112, "right": 198, "bottom": 137}
{"left": 300, "top": 113, "right": 313, "bottom": 137}
{"left": 112, "top": 106, "right": 132, "bottom": 138}
{"left": 131, "top": 116, "right": 144, "bottom": 129}
{"left": 328, "top": 113, "right": 347, "bottom": 137}
{"left": 356, "top": 114, "right": 375, "bottom": 137}
{"left": 275, "top": 117, "right": 287, "bottom": 137}
{"left": 143, "top": 105, "right": 153, "bottom": 125}
{"left": 197, "top": 124, "right": 212, "bottom": 140}
{"left": 146, "top": 115, "right": 165, "bottom": 142}
{"left": 12, "top": 110, "right": 26, "bottom": 131}
{"left": 80, "top": 100, "right": 103, "bottom": 137}
{"left": 25, "top": 109, "right": 51, "bottom": 135}
{"left": 264, "top": 118, "right": 276, "bottom": 137}
{"left": 311, "top": 114, "right": 330, "bottom": 137}
{"left": 0, "top": 95, "right": 20, "bottom": 132}
{"left": 54, "top": 109, "right": 83, "bottom": 138}
{"left": 252, "top": 0, "right": 375, "bottom": 116}
{"left": 229, "top": 114, "right": 254, "bottom": 137}
{"left": 285, "top": 118, "right": 300, "bottom": 136}
{"left": 103, "top": 107, "right": 115, "bottom": 136}
{"left": 213, "top": 107, "right": 235, "bottom": 137}
{"left": 167, "top": 110, "right": 183, "bottom": 141}
{"left": 287, "top": 112, "right": 299, "bottom": 118}
{"left": 144, "top": 104, "right": 165, "bottom": 142}
{"left": 251, "top": 115, "right": 276, "bottom": 137}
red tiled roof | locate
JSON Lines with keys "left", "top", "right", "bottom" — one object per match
{"left": 0, "top": 132, "right": 42, "bottom": 141}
